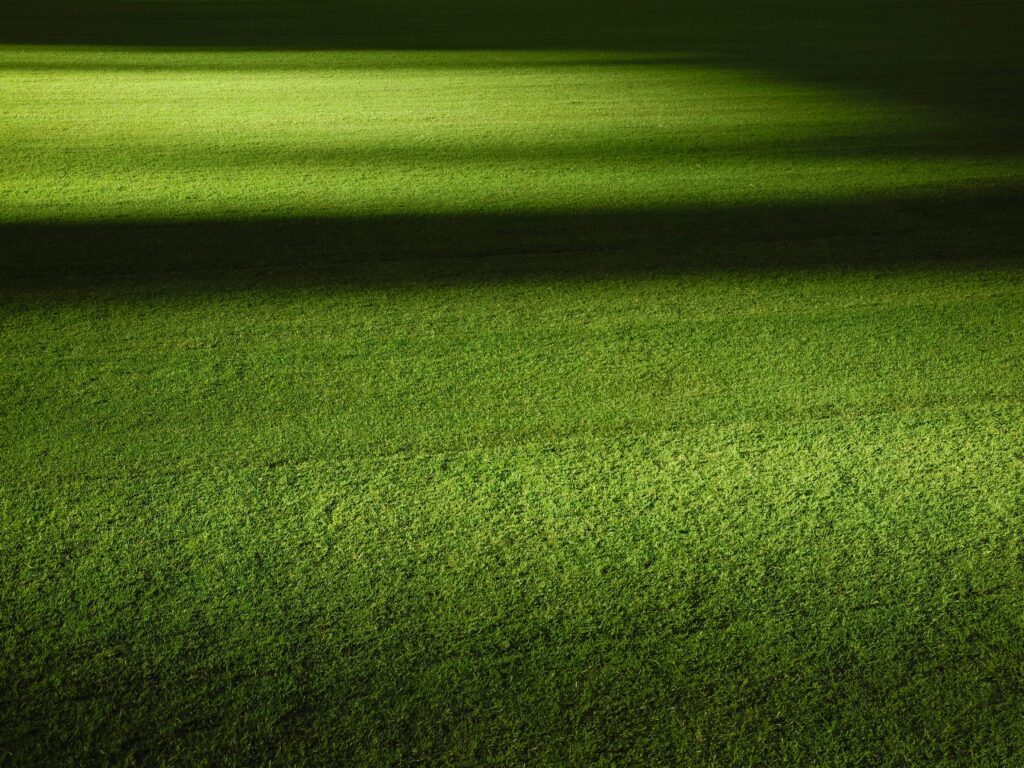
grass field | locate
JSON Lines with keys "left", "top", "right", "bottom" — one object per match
{"left": 3, "top": 1, "right": 1024, "bottom": 765}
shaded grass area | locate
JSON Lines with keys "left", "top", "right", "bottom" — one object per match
{"left": 2, "top": 190, "right": 1023, "bottom": 295}
{"left": 3, "top": 2, "right": 1024, "bottom": 766}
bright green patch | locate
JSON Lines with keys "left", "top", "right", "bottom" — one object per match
{"left": 1, "top": 48, "right": 1021, "bottom": 222}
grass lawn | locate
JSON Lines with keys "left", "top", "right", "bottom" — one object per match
{"left": 2, "top": 1, "right": 1024, "bottom": 765}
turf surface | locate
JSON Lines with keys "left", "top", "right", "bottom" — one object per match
{"left": 2, "top": 1, "right": 1024, "bottom": 765}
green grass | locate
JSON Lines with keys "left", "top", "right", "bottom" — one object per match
{"left": 3, "top": 1, "right": 1024, "bottom": 765}
{"left": 1, "top": 48, "right": 1021, "bottom": 222}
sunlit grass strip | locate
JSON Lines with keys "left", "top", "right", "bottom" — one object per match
{"left": 4, "top": 47, "right": 1021, "bottom": 222}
